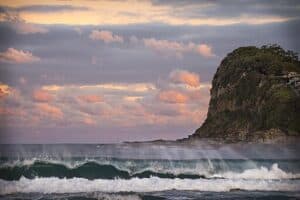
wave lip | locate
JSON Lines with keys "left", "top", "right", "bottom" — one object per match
{"left": 0, "top": 177, "right": 299, "bottom": 194}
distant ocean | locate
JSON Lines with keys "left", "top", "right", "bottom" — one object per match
{"left": 0, "top": 143, "right": 299, "bottom": 200}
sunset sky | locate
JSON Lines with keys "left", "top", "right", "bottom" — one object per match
{"left": 0, "top": 0, "right": 299, "bottom": 143}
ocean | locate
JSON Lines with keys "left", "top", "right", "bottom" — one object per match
{"left": 0, "top": 143, "right": 299, "bottom": 199}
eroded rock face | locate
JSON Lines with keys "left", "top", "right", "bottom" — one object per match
{"left": 192, "top": 45, "right": 300, "bottom": 142}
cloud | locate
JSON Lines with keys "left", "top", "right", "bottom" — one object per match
{"left": 143, "top": 38, "right": 190, "bottom": 58}
{"left": 0, "top": 7, "right": 48, "bottom": 34}
{"left": 89, "top": 30, "right": 124, "bottom": 43}
{"left": 33, "top": 81, "right": 204, "bottom": 126}
{"left": 153, "top": 69, "right": 210, "bottom": 107}
{"left": 82, "top": 117, "right": 96, "bottom": 125}
{"left": 0, "top": 1, "right": 294, "bottom": 26}
{"left": 33, "top": 90, "right": 53, "bottom": 102}
{"left": 0, "top": 77, "right": 210, "bottom": 136}
{"left": 0, "top": 107, "right": 25, "bottom": 117}
{"left": 156, "top": 87, "right": 207, "bottom": 105}
{"left": 0, "top": 48, "right": 40, "bottom": 64}
{"left": 123, "top": 96, "right": 143, "bottom": 102}
{"left": 42, "top": 83, "right": 156, "bottom": 93}
{"left": 36, "top": 103, "right": 63, "bottom": 119}
{"left": 196, "top": 44, "right": 214, "bottom": 57}
{"left": 12, "top": 22, "right": 48, "bottom": 34}
{"left": 157, "top": 90, "right": 189, "bottom": 104}
{"left": 169, "top": 70, "right": 200, "bottom": 87}
{"left": 14, "top": 5, "right": 90, "bottom": 13}
{"left": 0, "top": 83, "right": 11, "bottom": 98}
{"left": 151, "top": 0, "right": 299, "bottom": 20}
{"left": 143, "top": 38, "right": 214, "bottom": 58}
{"left": 41, "top": 85, "right": 62, "bottom": 91}
{"left": 78, "top": 95, "right": 103, "bottom": 103}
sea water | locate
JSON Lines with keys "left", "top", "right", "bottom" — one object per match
{"left": 0, "top": 143, "right": 299, "bottom": 199}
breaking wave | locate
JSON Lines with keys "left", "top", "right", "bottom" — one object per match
{"left": 0, "top": 159, "right": 299, "bottom": 181}
{"left": 0, "top": 161, "right": 204, "bottom": 180}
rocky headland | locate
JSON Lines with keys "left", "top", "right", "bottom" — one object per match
{"left": 182, "top": 44, "right": 300, "bottom": 143}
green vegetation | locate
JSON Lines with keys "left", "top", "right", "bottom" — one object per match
{"left": 273, "top": 87, "right": 295, "bottom": 103}
{"left": 195, "top": 44, "right": 300, "bottom": 140}
{"left": 219, "top": 45, "right": 300, "bottom": 86}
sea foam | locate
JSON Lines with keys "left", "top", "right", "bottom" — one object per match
{"left": 213, "top": 163, "right": 300, "bottom": 180}
{"left": 0, "top": 176, "right": 299, "bottom": 194}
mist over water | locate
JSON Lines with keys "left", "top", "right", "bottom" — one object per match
{"left": 0, "top": 142, "right": 299, "bottom": 159}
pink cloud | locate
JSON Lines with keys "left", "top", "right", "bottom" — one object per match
{"left": 82, "top": 117, "right": 97, "bottom": 125}
{"left": 89, "top": 30, "right": 124, "bottom": 43}
{"left": 36, "top": 103, "right": 63, "bottom": 119}
{"left": 33, "top": 90, "right": 53, "bottom": 102}
{"left": 0, "top": 107, "right": 25, "bottom": 117}
{"left": 143, "top": 38, "right": 188, "bottom": 52}
{"left": 0, "top": 89, "right": 6, "bottom": 99}
{"left": 157, "top": 90, "right": 189, "bottom": 104}
{"left": 0, "top": 78, "right": 210, "bottom": 129}
{"left": 143, "top": 38, "right": 214, "bottom": 58}
{"left": 78, "top": 95, "right": 103, "bottom": 103}
{"left": 157, "top": 88, "right": 206, "bottom": 105}
{"left": 196, "top": 44, "right": 214, "bottom": 57}
{"left": 169, "top": 70, "right": 200, "bottom": 87}
{"left": 0, "top": 48, "right": 40, "bottom": 64}
{"left": 0, "top": 83, "right": 11, "bottom": 98}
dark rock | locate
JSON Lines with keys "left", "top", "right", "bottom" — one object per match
{"left": 189, "top": 44, "right": 300, "bottom": 143}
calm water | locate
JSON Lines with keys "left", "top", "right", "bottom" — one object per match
{"left": 0, "top": 143, "right": 299, "bottom": 199}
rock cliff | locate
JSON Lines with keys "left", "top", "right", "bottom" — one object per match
{"left": 190, "top": 45, "right": 300, "bottom": 142}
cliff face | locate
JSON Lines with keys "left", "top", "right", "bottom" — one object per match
{"left": 193, "top": 45, "right": 300, "bottom": 142}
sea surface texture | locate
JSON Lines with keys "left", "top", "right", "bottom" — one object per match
{"left": 0, "top": 143, "right": 299, "bottom": 200}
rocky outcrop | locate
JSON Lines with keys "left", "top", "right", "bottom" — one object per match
{"left": 187, "top": 45, "right": 300, "bottom": 143}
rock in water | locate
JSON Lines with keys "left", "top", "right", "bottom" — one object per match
{"left": 191, "top": 45, "right": 300, "bottom": 143}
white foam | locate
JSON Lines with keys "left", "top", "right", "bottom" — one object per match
{"left": 92, "top": 193, "right": 142, "bottom": 200}
{"left": 0, "top": 177, "right": 299, "bottom": 194}
{"left": 213, "top": 164, "right": 300, "bottom": 180}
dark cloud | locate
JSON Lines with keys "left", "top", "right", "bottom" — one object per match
{"left": 1, "top": 5, "right": 91, "bottom": 13}
{"left": 151, "top": 0, "right": 300, "bottom": 19}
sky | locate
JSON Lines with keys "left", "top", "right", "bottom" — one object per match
{"left": 0, "top": 0, "right": 299, "bottom": 143}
